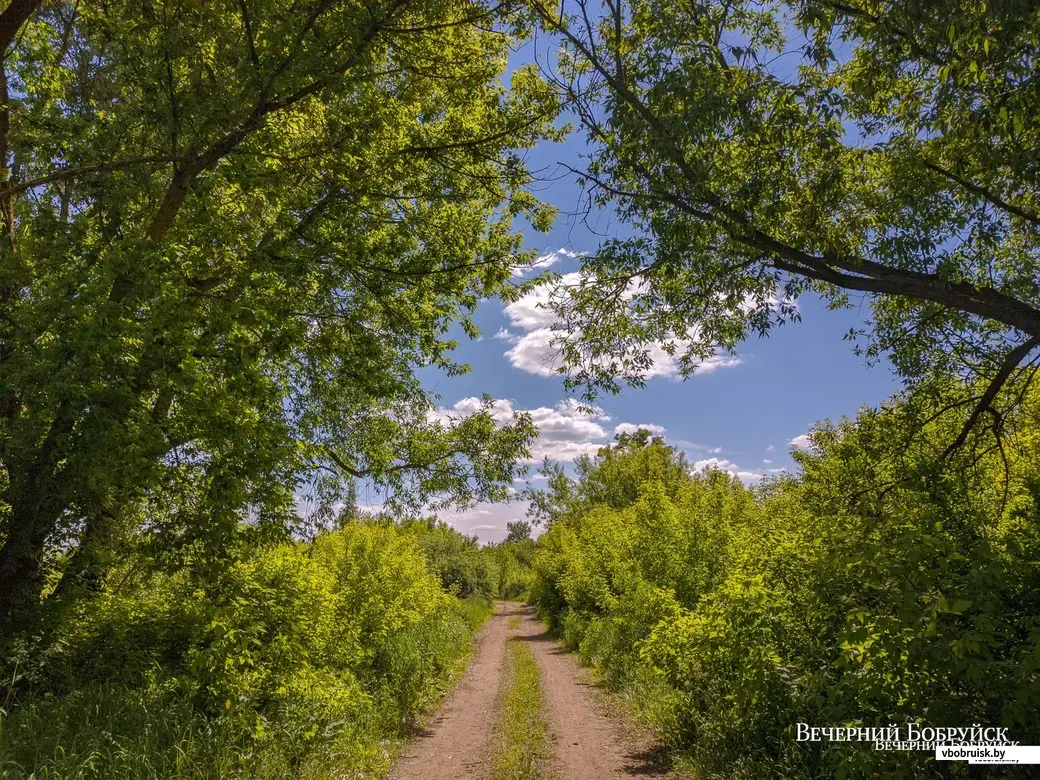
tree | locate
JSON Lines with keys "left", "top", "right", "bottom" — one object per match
{"left": 0, "top": 0, "right": 561, "bottom": 629}
{"left": 523, "top": 434, "right": 689, "bottom": 527}
{"left": 505, "top": 519, "right": 532, "bottom": 542}
{"left": 531, "top": 382, "right": 1040, "bottom": 777}
{"left": 531, "top": 0, "right": 1040, "bottom": 443}
{"left": 522, "top": 458, "right": 576, "bottom": 525}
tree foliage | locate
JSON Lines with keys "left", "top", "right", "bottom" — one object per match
{"left": 531, "top": 0, "right": 1040, "bottom": 433}
{"left": 530, "top": 389, "right": 1040, "bottom": 778}
{"left": 0, "top": 0, "right": 561, "bottom": 628}
{"left": 400, "top": 516, "right": 501, "bottom": 597}
{"left": 1, "top": 520, "right": 496, "bottom": 778}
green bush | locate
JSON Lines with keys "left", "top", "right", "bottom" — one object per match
{"left": 487, "top": 539, "right": 536, "bottom": 600}
{"left": 532, "top": 394, "right": 1040, "bottom": 779}
{"left": 396, "top": 515, "right": 535, "bottom": 602}
{"left": 0, "top": 522, "right": 489, "bottom": 779}
{"left": 400, "top": 517, "right": 502, "bottom": 598}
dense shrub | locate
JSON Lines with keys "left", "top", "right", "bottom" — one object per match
{"left": 0, "top": 522, "right": 493, "bottom": 779}
{"left": 487, "top": 538, "right": 536, "bottom": 599}
{"left": 394, "top": 516, "right": 535, "bottom": 601}
{"left": 532, "top": 395, "right": 1040, "bottom": 779}
{"left": 399, "top": 517, "right": 502, "bottom": 598}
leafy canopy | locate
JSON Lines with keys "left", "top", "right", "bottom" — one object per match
{"left": 0, "top": 0, "right": 561, "bottom": 625}
{"left": 531, "top": 0, "right": 1040, "bottom": 416}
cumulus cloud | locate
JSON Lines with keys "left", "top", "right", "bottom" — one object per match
{"left": 501, "top": 271, "right": 744, "bottom": 380}
{"left": 433, "top": 396, "right": 725, "bottom": 470}
{"left": 789, "top": 433, "right": 813, "bottom": 449}
{"left": 431, "top": 396, "right": 516, "bottom": 426}
{"left": 766, "top": 444, "right": 776, "bottom": 452}
{"left": 438, "top": 501, "right": 532, "bottom": 543}
{"left": 614, "top": 422, "right": 667, "bottom": 437}
{"left": 692, "top": 457, "right": 735, "bottom": 471}
{"left": 526, "top": 399, "right": 612, "bottom": 460}
{"left": 503, "top": 276, "right": 568, "bottom": 330}
{"left": 504, "top": 327, "right": 563, "bottom": 377}
{"left": 433, "top": 396, "right": 616, "bottom": 462}
{"left": 763, "top": 458, "right": 773, "bottom": 464}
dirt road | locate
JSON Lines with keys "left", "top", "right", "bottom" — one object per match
{"left": 387, "top": 601, "right": 677, "bottom": 780}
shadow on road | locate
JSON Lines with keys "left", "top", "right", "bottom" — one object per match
{"left": 515, "top": 627, "right": 571, "bottom": 656}
{"left": 622, "top": 744, "right": 676, "bottom": 776}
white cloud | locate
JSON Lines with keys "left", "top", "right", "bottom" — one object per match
{"left": 526, "top": 399, "right": 611, "bottom": 461}
{"left": 762, "top": 458, "right": 773, "bottom": 464}
{"left": 614, "top": 423, "right": 666, "bottom": 437}
{"left": 493, "top": 327, "right": 518, "bottom": 343}
{"left": 511, "top": 248, "right": 580, "bottom": 278}
{"left": 438, "top": 501, "right": 532, "bottom": 543}
{"left": 433, "top": 397, "right": 615, "bottom": 462}
{"left": 693, "top": 457, "right": 735, "bottom": 471}
{"left": 789, "top": 433, "right": 813, "bottom": 449}
{"left": 502, "top": 315, "right": 739, "bottom": 380}
{"left": 504, "top": 327, "right": 563, "bottom": 377}
{"left": 431, "top": 396, "right": 516, "bottom": 426}
{"left": 766, "top": 444, "right": 776, "bottom": 452}
{"left": 503, "top": 275, "right": 568, "bottom": 330}
{"left": 433, "top": 396, "right": 729, "bottom": 471}
{"left": 501, "top": 270, "right": 743, "bottom": 381}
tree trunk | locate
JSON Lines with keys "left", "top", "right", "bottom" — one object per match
{"left": 0, "top": 414, "right": 75, "bottom": 632}
{"left": 0, "top": 490, "right": 58, "bottom": 630}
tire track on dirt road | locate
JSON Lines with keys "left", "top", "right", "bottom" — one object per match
{"left": 386, "top": 601, "right": 678, "bottom": 780}
{"left": 512, "top": 604, "right": 676, "bottom": 779}
{"left": 386, "top": 601, "right": 517, "bottom": 780}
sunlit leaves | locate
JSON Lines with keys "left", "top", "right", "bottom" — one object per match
{"left": 533, "top": 0, "right": 1040, "bottom": 402}
{"left": 0, "top": 0, "right": 560, "bottom": 618}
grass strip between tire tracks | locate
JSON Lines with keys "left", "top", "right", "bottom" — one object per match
{"left": 492, "top": 633, "right": 552, "bottom": 780}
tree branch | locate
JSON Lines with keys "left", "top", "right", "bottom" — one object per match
{"left": 324, "top": 445, "right": 462, "bottom": 478}
{"left": 533, "top": 0, "right": 1040, "bottom": 341}
{"left": 0, "top": 0, "right": 38, "bottom": 253}
{"left": 0, "top": 0, "right": 41, "bottom": 54}
{"left": 1, "top": 155, "right": 185, "bottom": 197}
{"left": 922, "top": 157, "right": 1040, "bottom": 228}
{"left": 940, "top": 335, "right": 1040, "bottom": 458}
{"left": 144, "top": 0, "right": 413, "bottom": 244}
{"left": 0, "top": 63, "right": 14, "bottom": 250}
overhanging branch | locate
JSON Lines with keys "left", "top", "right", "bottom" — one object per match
{"left": 324, "top": 445, "right": 464, "bottom": 479}
{"left": 941, "top": 335, "right": 1040, "bottom": 459}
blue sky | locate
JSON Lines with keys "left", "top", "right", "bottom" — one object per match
{"left": 370, "top": 38, "right": 902, "bottom": 542}
{"left": 401, "top": 126, "right": 902, "bottom": 542}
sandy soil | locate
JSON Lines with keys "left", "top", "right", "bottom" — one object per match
{"left": 512, "top": 604, "right": 676, "bottom": 779}
{"left": 387, "top": 601, "right": 678, "bottom": 780}
{"left": 385, "top": 601, "right": 517, "bottom": 780}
